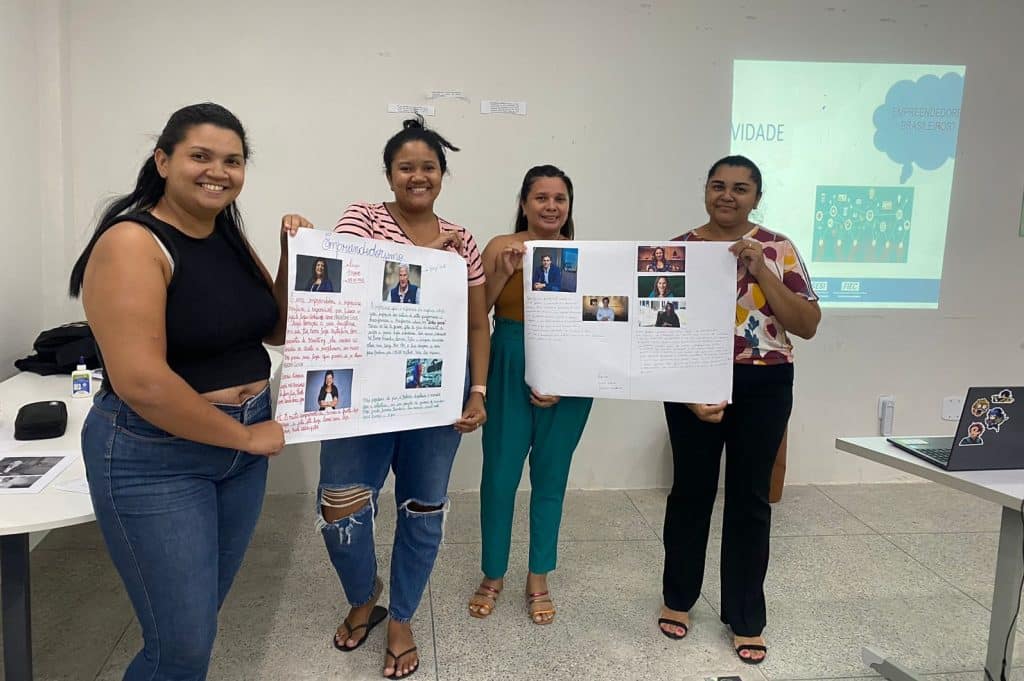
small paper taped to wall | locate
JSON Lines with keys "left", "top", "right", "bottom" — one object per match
{"left": 480, "top": 100, "right": 527, "bottom": 115}
{"left": 387, "top": 104, "right": 435, "bottom": 116}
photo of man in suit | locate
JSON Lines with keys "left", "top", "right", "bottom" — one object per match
{"left": 389, "top": 264, "right": 420, "bottom": 304}
{"left": 532, "top": 254, "right": 562, "bottom": 292}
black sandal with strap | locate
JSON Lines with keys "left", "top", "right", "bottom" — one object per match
{"left": 332, "top": 605, "right": 387, "bottom": 653}
{"left": 384, "top": 645, "right": 419, "bottom": 679}
{"left": 657, "top": 617, "right": 689, "bottom": 640}
{"left": 735, "top": 643, "right": 767, "bottom": 665}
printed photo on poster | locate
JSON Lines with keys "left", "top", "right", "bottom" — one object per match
{"left": 637, "top": 299, "right": 685, "bottom": 327}
{"left": 637, "top": 245, "right": 685, "bottom": 273}
{"left": 531, "top": 248, "right": 578, "bottom": 293}
{"left": 639, "top": 275, "right": 685, "bottom": 298}
{"left": 304, "top": 369, "right": 354, "bottom": 412}
{"left": 581, "top": 296, "right": 629, "bottom": 322}
{"left": 406, "top": 358, "right": 443, "bottom": 389}
{"left": 382, "top": 261, "right": 422, "bottom": 304}
{"left": 295, "top": 255, "right": 343, "bottom": 293}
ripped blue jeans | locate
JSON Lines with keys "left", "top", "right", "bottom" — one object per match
{"left": 318, "top": 422, "right": 461, "bottom": 622}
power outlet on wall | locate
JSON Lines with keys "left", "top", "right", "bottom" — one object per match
{"left": 942, "top": 395, "right": 964, "bottom": 421}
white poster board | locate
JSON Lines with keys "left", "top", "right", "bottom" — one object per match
{"left": 523, "top": 240, "right": 735, "bottom": 403}
{"left": 276, "top": 230, "right": 467, "bottom": 444}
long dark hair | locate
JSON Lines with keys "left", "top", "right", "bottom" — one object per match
{"left": 514, "top": 165, "right": 575, "bottom": 239}
{"left": 383, "top": 116, "right": 460, "bottom": 177}
{"left": 319, "top": 370, "right": 338, "bottom": 398}
{"left": 305, "top": 258, "right": 332, "bottom": 290}
{"left": 68, "top": 102, "right": 264, "bottom": 296}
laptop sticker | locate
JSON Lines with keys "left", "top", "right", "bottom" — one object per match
{"left": 984, "top": 407, "right": 1010, "bottom": 432}
{"left": 991, "top": 389, "right": 1015, "bottom": 405}
{"left": 958, "top": 422, "right": 985, "bottom": 447}
{"left": 971, "top": 398, "right": 991, "bottom": 418}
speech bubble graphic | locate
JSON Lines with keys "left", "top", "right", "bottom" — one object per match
{"left": 873, "top": 72, "right": 964, "bottom": 183}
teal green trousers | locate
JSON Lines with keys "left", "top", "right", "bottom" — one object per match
{"left": 480, "top": 318, "right": 593, "bottom": 578}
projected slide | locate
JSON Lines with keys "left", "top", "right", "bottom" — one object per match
{"left": 731, "top": 60, "right": 965, "bottom": 308}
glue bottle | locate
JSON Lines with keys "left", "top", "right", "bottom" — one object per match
{"left": 71, "top": 356, "right": 92, "bottom": 398}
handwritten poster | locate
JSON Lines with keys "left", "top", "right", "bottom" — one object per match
{"left": 276, "top": 230, "right": 468, "bottom": 444}
{"left": 523, "top": 240, "right": 735, "bottom": 403}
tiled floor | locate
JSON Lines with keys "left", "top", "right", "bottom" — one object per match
{"left": 7, "top": 483, "right": 1024, "bottom": 680}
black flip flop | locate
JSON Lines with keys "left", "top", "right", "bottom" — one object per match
{"left": 384, "top": 645, "right": 419, "bottom": 679}
{"left": 657, "top": 617, "right": 689, "bottom": 640}
{"left": 332, "top": 605, "right": 388, "bottom": 653}
{"left": 735, "top": 643, "right": 767, "bottom": 665}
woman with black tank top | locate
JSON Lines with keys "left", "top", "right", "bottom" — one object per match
{"left": 68, "top": 103, "right": 310, "bottom": 681}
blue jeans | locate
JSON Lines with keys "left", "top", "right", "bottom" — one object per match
{"left": 319, "top": 421, "right": 462, "bottom": 622}
{"left": 82, "top": 388, "right": 270, "bottom": 681}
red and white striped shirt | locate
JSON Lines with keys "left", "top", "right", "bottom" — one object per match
{"left": 334, "top": 202, "right": 485, "bottom": 287}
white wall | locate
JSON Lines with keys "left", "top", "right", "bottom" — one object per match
{"left": 0, "top": 1, "right": 71, "bottom": 384}
{"left": 40, "top": 0, "right": 1024, "bottom": 491}
{"left": 0, "top": 3, "right": 69, "bottom": 552}
{"left": 0, "top": 1, "right": 44, "bottom": 381}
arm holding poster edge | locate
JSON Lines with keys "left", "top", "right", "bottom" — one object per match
{"left": 455, "top": 283, "right": 489, "bottom": 432}
{"left": 416, "top": 222, "right": 487, "bottom": 433}
{"left": 263, "top": 213, "right": 315, "bottom": 346}
{"left": 729, "top": 238, "right": 820, "bottom": 340}
{"left": 483, "top": 238, "right": 564, "bottom": 408}
{"left": 481, "top": 236, "right": 525, "bottom": 310}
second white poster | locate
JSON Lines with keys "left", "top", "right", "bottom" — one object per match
{"left": 523, "top": 240, "right": 735, "bottom": 404}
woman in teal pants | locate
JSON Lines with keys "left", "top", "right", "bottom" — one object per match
{"left": 467, "top": 165, "right": 593, "bottom": 624}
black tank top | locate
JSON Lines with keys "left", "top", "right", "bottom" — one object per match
{"left": 104, "top": 212, "right": 278, "bottom": 394}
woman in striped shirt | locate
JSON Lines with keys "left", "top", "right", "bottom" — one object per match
{"left": 318, "top": 118, "right": 489, "bottom": 680}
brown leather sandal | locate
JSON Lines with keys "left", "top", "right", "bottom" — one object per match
{"left": 468, "top": 582, "right": 501, "bottom": 618}
{"left": 526, "top": 590, "right": 555, "bottom": 625}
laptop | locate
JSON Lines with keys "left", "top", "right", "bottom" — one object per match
{"left": 887, "top": 387, "right": 1023, "bottom": 471}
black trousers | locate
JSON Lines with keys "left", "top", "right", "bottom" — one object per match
{"left": 662, "top": 363, "right": 793, "bottom": 637}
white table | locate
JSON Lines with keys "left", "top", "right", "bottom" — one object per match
{"left": 0, "top": 351, "right": 282, "bottom": 681}
{"left": 836, "top": 437, "right": 1024, "bottom": 681}
{"left": 0, "top": 372, "right": 96, "bottom": 681}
